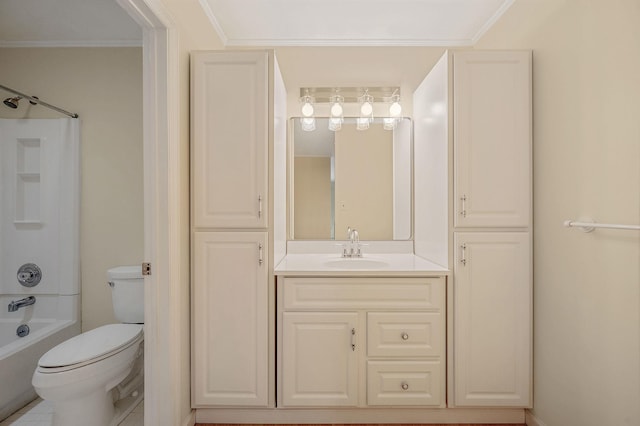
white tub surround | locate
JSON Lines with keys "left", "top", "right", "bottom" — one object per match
{"left": 0, "top": 293, "right": 80, "bottom": 421}
{"left": 0, "top": 118, "right": 81, "bottom": 421}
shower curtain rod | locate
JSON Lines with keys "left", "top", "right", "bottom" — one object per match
{"left": 0, "top": 84, "right": 79, "bottom": 119}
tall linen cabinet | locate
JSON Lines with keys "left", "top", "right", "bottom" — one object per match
{"left": 191, "top": 50, "right": 287, "bottom": 408}
{"left": 414, "top": 50, "right": 532, "bottom": 408}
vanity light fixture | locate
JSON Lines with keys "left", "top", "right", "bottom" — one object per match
{"left": 299, "top": 91, "right": 316, "bottom": 132}
{"left": 328, "top": 94, "right": 344, "bottom": 131}
{"left": 298, "top": 87, "right": 400, "bottom": 132}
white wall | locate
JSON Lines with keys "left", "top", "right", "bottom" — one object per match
{"left": 475, "top": 1, "right": 640, "bottom": 425}
{"left": 0, "top": 47, "right": 143, "bottom": 332}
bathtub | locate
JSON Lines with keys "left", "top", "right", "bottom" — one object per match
{"left": 0, "top": 294, "right": 80, "bottom": 421}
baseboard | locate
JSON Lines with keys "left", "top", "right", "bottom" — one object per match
{"left": 182, "top": 409, "right": 196, "bottom": 426}
{"left": 195, "top": 407, "right": 526, "bottom": 424}
{"left": 526, "top": 409, "right": 548, "bottom": 426}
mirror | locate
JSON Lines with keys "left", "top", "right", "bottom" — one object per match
{"left": 291, "top": 117, "right": 412, "bottom": 240}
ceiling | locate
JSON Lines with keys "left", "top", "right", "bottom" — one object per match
{"left": 0, "top": 0, "right": 141, "bottom": 47}
{"left": 0, "top": 0, "right": 513, "bottom": 48}
{"left": 201, "top": 0, "right": 515, "bottom": 46}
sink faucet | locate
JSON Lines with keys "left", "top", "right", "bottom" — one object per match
{"left": 7, "top": 296, "right": 36, "bottom": 312}
{"left": 344, "top": 227, "right": 362, "bottom": 258}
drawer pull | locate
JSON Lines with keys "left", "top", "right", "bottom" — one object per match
{"left": 401, "top": 332, "right": 409, "bottom": 341}
{"left": 401, "top": 382, "right": 409, "bottom": 391}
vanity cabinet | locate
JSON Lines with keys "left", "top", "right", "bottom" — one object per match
{"left": 451, "top": 51, "right": 532, "bottom": 407}
{"left": 281, "top": 312, "right": 359, "bottom": 406}
{"left": 453, "top": 50, "right": 531, "bottom": 229}
{"left": 192, "top": 51, "right": 268, "bottom": 229}
{"left": 453, "top": 232, "right": 531, "bottom": 406}
{"left": 414, "top": 49, "right": 532, "bottom": 409}
{"left": 278, "top": 276, "right": 446, "bottom": 408}
{"left": 192, "top": 232, "right": 269, "bottom": 406}
{"left": 191, "top": 50, "right": 287, "bottom": 408}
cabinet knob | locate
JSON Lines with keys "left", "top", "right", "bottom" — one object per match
{"left": 401, "top": 332, "right": 409, "bottom": 341}
{"left": 401, "top": 382, "right": 409, "bottom": 390}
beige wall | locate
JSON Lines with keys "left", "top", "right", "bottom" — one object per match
{"left": 294, "top": 156, "right": 332, "bottom": 239}
{"left": 476, "top": 1, "right": 640, "bottom": 425}
{"left": 0, "top": 47, "right": 143, "bottom": 332}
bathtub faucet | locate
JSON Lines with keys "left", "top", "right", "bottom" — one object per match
{"left": 8, "top": 296, "right": 36, "bottom": 312}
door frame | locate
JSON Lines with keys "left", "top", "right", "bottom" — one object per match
{"left": 115, "top": 1, "right": 188, "bottom": 425}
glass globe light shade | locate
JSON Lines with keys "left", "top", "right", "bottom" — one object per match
{"left": 328, "top": 117, "right": 342, "bottom": 131}
{"left": 301, "top": 117, "right": 315, "bottom": 131}
{"left": 356, "top": 117, "right": 370, "bottom": 131}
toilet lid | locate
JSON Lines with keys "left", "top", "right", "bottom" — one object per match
{"left": 39, "top": 324, "right": 143, "bottom": 369}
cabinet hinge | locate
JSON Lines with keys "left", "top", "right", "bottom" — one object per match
{"left": 142, "top": 262, "right": 151, "bottom": 276}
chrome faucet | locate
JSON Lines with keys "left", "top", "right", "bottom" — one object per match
{"left": 343, "top": 227, "right": 362, "bottom": 258}
{"left": 8, "top": 296, "right": 36, "bottom": 312}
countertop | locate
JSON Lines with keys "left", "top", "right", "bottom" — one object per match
{"left": 274, "top": 253, "right": 449, "bottom": 277}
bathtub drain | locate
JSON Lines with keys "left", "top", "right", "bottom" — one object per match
{"left": 16, "top": 324, "right": 30, "bottom": 337}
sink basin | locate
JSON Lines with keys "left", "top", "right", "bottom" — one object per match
{"left": 323, "top": 258, "right": 389, "bottom": 269}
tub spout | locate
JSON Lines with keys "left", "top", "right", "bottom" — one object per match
{"left": 8, "top": 296, "right": 36, "bottom": 312}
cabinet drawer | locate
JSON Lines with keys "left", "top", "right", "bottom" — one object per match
{"left": 367, "top": 361, "right": 442, "bottom": 406}
{"left": 367, "top": 312, "right": 442, "bottom": 358}
{"left": 283, "top": 277, "right": 444, "bottom": 310}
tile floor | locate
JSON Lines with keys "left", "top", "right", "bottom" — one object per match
{"left": 0, "top": 398, "right": 143, "bottom": 426}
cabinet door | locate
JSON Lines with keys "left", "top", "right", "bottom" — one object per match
{"left": 453, "top": 232, "right": 531, "bottom": 407}
{"left": 192, "top": 51, "right": 268, "bottom": 229}
{"left": 281, "top": 312, "right": 358, "bottom": 407}
{"left": 454, "top": 51, "right": 531, "bottom": 228}
{"left": 192, "top": 231, "right": 268, "bottom": 406}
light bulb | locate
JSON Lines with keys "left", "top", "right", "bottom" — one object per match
{"left": 360, "top": 101, "right": 373, "bottom": 116}
{"left": 329, "top": 117, "right": 342, "bottom": 131}
{"left": 389, "top": 101, "right": 402, "bottom": 118}
{"left": 330, "top": 102, "right": 343, "bottom": 117}
{"left": 301, "top": 102, "right": 314, "bottom": 117}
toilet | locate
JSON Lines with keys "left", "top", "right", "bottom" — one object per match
{"left": 32, "top": 266, "right": 144, "bottom": 426}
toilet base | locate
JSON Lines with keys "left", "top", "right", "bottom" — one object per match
{"left": 113, "top": 375, "right": 144, "bottom": 425}
{"left": 52, "top": 388, "right": 114, "bottom": 426}
{"left": 112, "top": 374, "right": 144, "bottom": 426}
{"left": 49, "top": 380, "right": 144, "bottom": 426}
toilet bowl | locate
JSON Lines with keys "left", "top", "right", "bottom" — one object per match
{"left": 32, "top": 266, "right": 144, "bottom": 426}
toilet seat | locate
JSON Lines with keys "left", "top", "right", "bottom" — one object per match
{"left": 38, "top": 324, "right": 143, "bottom": 373}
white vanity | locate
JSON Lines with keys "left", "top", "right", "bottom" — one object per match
{"left": 190, "top": 48, "right": 531, "bottom": 424}
{"left": 275, "top": 251, "right": 448, "bottom": 408}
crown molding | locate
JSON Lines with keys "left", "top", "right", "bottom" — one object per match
{"left": 0, "top": 40, "right": 142, "bottom": 48}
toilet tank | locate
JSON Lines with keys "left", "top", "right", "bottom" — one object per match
{"left": 108, "top": 265, "right": 144, "bottom": 324}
